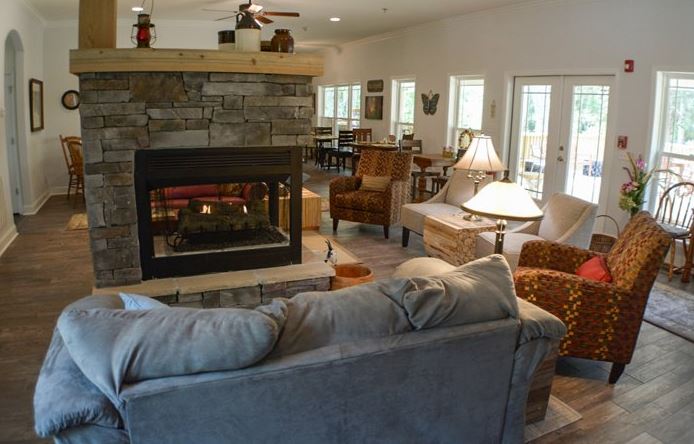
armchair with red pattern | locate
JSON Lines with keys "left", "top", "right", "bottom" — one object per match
{"left": 330, "top": 150, "right": 412, "bottom": 239}
{"left": 513, "top": 212, "right": 671, "bottom": 384}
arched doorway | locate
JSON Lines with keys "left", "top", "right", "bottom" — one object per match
{"left": 4, "top": 31, "right": 25, "bottom": 215}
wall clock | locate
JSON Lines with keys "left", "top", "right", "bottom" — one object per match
{"left": 61, "top": 90, "right": 80, "bottom": 110}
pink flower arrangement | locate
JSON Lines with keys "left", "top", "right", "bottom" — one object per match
{"left": 618, "top": 153, "right": 668, "bottom": 216}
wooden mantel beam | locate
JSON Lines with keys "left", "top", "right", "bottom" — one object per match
{"left": 79, "top": 0, "right": 118, "bottom": 49}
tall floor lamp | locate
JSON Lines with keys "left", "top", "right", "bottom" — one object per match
{"left": 461, "top": 170, "right": 544, "bottom": 254}
{"left": 453, "top": 135, "right": 505, "bottom": 221}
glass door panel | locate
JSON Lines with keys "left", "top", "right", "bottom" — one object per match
{"left": 563, "top": 83, "right": 611, "bottom": 204}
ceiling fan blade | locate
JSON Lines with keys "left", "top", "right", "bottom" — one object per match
{"left": 263, "top": 11, "right": 300, "bottom": 17}
{"left": 248, "top": 4, "right": 263, "bottom": 13}
{"left": 256, "top": 15, "right": 273, "bottom": 24}
{"left": 214, "top": 15, "right": 238, "bottom": 21}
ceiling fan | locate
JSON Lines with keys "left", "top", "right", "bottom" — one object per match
{"left": 204, "top": 1, "right": 300, "bottom": 25}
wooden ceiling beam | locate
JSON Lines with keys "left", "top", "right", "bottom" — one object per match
{"left": 79, "top": 0, "right": 118, "bottom": 49}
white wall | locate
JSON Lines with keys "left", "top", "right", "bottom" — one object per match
{"left": 316, "top": 0, "right": 694, "bottom": 228}
{"left": 0, "top": 0, "right": 46, "bottom": 255}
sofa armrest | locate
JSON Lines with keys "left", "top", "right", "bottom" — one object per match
{"left": 510, "top": 219, "right": 541, "bottom": 235}
{"left": 516, "top": 298, "right": 566, "bottom": 346}
{"left": 517, "top": 240, "right": 602, "bottom": 273}
{"left": 329, "top": 176, "right": 361, "bottom": 197}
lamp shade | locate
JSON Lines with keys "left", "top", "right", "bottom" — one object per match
{"left": 453, "top": 135, "right": 505, "bottom": 172}
{"left": 461, "top": 174, "right": 543, "bottom": 221}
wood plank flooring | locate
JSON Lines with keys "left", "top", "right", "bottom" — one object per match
{"left": 0, "top": 163, "right": 692, "bottom": 443}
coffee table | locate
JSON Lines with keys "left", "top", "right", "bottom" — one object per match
{"left": 423, "top": 214, "right": 496, "bottom": 265}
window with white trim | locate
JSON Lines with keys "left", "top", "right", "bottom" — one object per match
{"left": 448, "top": 76, "right": 485, "bottom": 146}
{"left": 318, "top": 83, "right": 361, "bottom": 133}
{"left": 392, "top": 79, "right": 416, "bottom": 139}
{"left": 650, "top": 72, "right": 694, "bottom": 206}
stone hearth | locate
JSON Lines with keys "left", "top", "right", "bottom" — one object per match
{"left": 79, "top": 71, "right": 314, "bottom": 288}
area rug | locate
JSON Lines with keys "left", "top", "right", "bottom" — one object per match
{"left": 524, "top": 396, "right": 582, "bottom": 442}
{"left": 65, "top": 213, "right": 88, "bottom": 231}
{"left": 644, "top": 281, "right": 694, "bottom": 342}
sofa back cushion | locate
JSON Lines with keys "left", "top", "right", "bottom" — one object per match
{"left": 267, "top": 281, "right": 413, "bottom": 358}
{"left": 387, "top": 255, "right": 519, "bottom": 329}
{"left": 538, "top": 193, "right": 596, "bottom": 243}
{"left": 164, "top": 184, "right": 219, "bottom": 200}
{"left": 58, "top": 307, "right": 282, "bottom": 407}
{"left": 444, "top": 171, "right": 490, "bottom": 208}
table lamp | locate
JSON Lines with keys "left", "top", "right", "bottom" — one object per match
{"left": 461, "top": 170, "right": 543, "bottom": 254}
{"left": 453, "top": 135, "right": 505, "bottom": 220}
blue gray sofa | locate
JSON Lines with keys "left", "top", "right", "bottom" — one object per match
{"left": 34, "top": 255, "right": 565, "bottom": 444}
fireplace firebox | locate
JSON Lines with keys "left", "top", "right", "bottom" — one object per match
{"left": 134, "top": 146, "right": 303, "bottom": 280}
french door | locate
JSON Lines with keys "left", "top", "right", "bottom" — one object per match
{"left": 509, "top": 75, "right": 615, "bottom": 208}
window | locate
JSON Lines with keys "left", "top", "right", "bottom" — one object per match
{"left": 318, "top": 83, "right": 361, "bottom": 133}
{"left": 650, "top": 72, "right": 694, "bottom": 207}
{"left": 448, "top": 76, "right": 485, "bottom": 146}
{"left": 392, "top": 79, "right": 416, "bottom": 139}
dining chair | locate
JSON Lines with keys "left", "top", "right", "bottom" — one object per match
{"left": 59, "top": 135, "right": 82, "bottom": 199}
{"left": 402, "top": 133, "right": 415, "bottom": 141}
{"left": 654, "top": 181, "right": 694, "bottom": 282}
{"left": 313, "top": 126, "right": 335, "bottom": 168}
{"left": 402, "top": 140, "right": 439, "bottom": 199}
{"left": 350, "top": 129, "right": 373, "bottom": 175}
{"left": 66, "top": 139, "right": 85, "bottom": 207}
{"left": 327, "top": 130, "right": 355, "bottom": 173}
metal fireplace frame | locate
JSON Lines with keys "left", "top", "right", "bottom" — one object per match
{"left": 134, "top": 146, "right": 303, "bottom": 280}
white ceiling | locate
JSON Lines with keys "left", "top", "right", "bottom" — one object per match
{"left": 27, "top": 0, "right": 535, "bottom": 46}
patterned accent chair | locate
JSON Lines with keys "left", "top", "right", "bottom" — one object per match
{"left": 330, "top": 150, "right": 413, "bottom": 239}
{"left": 513, "top": 212, "right": 671, "bottom": 384}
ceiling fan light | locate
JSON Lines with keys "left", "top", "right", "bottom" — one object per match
{"left": 329, "top": 17, "right": 341, "bottom": 22}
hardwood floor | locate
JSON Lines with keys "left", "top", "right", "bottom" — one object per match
{"left": 0, "top": 163, "right": 692, "bottom": 443}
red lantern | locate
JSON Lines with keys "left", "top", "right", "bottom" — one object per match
{"left": 131, "top": 14, "right": 157, "bottom": 48}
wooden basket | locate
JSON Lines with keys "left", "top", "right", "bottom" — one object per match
{"left": 590, "top": 215, "right": 620, "bottom": 253}
{"left": 331, "top": 263, "right": 374, "bottom": 290}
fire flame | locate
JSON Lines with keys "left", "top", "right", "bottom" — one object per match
{"left": 243, "top": 205, "right": 248, "bottom": 215}
{"left": 201, "top": 205, "right": 212, "bottom": 214}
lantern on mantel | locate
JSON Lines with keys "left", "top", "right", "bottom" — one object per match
{"left": 131, "top": 1, "right": 157, "bottom": 48}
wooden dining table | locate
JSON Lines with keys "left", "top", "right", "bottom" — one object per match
{"left": 412, "top": 153, "right": 456, "bottom": 201}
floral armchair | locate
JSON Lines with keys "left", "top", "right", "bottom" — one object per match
{"left": 330, "top": 150, "right": 413, "bottom": 239}
{"left": 513, "top": 212, "right": 671, "bottom": 384}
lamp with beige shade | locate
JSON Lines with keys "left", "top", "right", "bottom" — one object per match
{"left": 453, "top": 135, "right": 505, "bottom": 220}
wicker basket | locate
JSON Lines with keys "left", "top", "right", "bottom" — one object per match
{"left": 331, "top": 264, "right": 374, "bottom": 290}
{"left": 590, "top": 215, "right": 620, "bottom": 253}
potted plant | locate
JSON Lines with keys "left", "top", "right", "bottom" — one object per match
{"left": 618, "top": 153, "right": 672, "bottom": 217}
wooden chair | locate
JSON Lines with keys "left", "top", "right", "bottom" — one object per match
{"left": 402, "top": 140, "right": 439, "bottom": 199}
{"left": 327, "top": 130, "right": 355, "bottom": 173}
{"left": 514, "top": 212, "right": 671, "bottom": 384}
{"left": 312, "top": 126, "right": 334, "bottom": 168}
{"left": 402, "top": 133, "right": 415, "bottom": 141}
{"left": 66, "top": 139, "right": 85, "bottom": 207}
{"left": 351, "top": 129, "right": 373, "bottom": 175}
{"left": 654, "top": 181, "right": 694, "bottom": 282}
{"left": 59, "top": 135, "right": 81, "bottom": 199}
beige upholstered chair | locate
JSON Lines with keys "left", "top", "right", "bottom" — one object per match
{"left": 401, "top": 170, "right": 491, "bottom": 247}
{"left": 475, "top": 193, "right": 597, "bottom": 270}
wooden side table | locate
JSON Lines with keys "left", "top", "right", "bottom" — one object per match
{"left": 278, "top": 188, "right": 322, "bottom": 231}
{"left": 423, "top": 214, "right": 496, "bottom": 265}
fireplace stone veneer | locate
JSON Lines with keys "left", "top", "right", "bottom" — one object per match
{"left": 79, "top": 71, "right": 313, "bottom": 288}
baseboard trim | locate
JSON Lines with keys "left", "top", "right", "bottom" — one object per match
{"left": 0, "top": 225, "right": 18, "bottom": 257}
{"left": 22, "top": 190, "right": 51, "bottom": 216}
{"left": 50, "top": 185, "right": 69, "bottom": 196}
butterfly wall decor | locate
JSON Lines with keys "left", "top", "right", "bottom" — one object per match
{"left": 422, "top": 90, "right": 440, "bottom": 115}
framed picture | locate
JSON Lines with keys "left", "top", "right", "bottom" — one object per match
{"left": 61, "top": 90, "right": 80, "bottom": 110}
{"left": 367, "top": 79, "right": 384, "bottom": 93}
{"left": 29, "top": 79, "right": 44, "bottom": 132}
{"left": 365, "top": 96, "right": 383, "bottom": 120}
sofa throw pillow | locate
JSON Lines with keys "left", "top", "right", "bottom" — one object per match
{"left": 58, "top": 307, "right": 282, "bottom": 408}
{"left": 119, "top": 292, "right": 167, "bottom": 310}
{"left": 386, "top": 255, "right": 519, "bottom": 330}
{"left": 360, "top": 175, "right": 391, "bottom": 192}
{"left": 267, "top": 280, "right": 413, "bottom": 358}
{"left": 576, "top": 256, "right": 612, "bottom": 282}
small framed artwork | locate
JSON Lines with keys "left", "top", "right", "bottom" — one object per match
{"left": 61, "top": 90, "right": 80, "bottom": 110}
{"left": 367, "top": 80, "right": 384, "bottom": 93}
{"left": 365, "top": 96, "right": 383, "bottom": 120}
{"left": 29, "top": 79, "right": 44, "bottom": 132}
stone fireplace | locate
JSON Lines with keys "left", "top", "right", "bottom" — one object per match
{"left": 79, "top": 71, "right": 314, "bottom": 288}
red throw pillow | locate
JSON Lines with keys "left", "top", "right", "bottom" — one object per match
{"left": 576, "top": 256, "right": 612, "bottom": 283}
